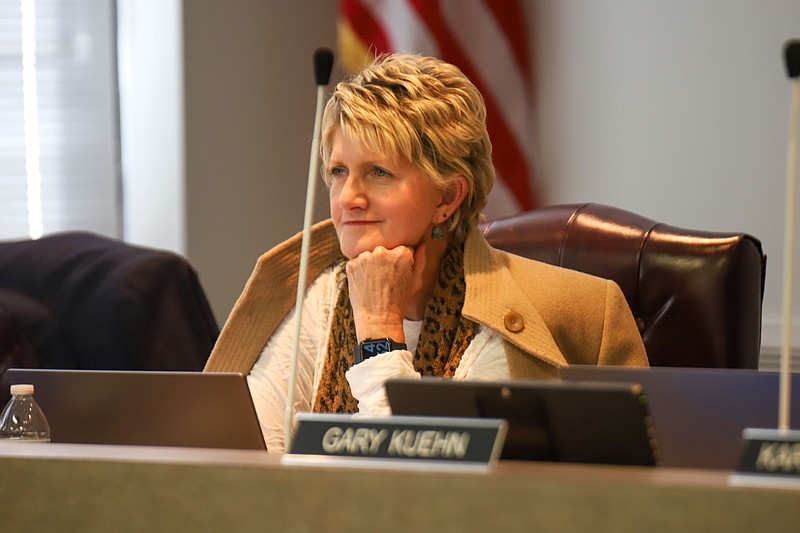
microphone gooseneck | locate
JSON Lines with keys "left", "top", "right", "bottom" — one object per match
{"left": 779, "top": 39, "right": 800, "bottom": 431}
{"left": 284, "top": 48, "right": 334, "bottom": 452}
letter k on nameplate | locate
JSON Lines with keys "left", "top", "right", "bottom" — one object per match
{"left": 282, "top": 413, "right": 507, "bottom": 472}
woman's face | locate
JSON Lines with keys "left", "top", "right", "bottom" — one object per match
{"left": 328, "top": 129, "right": 444, "bottom": 259}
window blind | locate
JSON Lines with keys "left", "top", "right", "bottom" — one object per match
{"left": 0, "top": 0, "right": 120, "bottom": 240}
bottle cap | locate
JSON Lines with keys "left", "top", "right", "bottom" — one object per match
{"left": 10, "top": 384, "right": 34, "bottom": 395}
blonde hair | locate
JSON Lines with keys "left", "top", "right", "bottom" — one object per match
{"left": 321, "top": 53, "right": 494, "bottom": 240}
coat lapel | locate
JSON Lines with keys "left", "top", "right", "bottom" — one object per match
{"left": 204, "top": 219, "right": 343, "bottom": 373}
{"left": 462, "top": 226, "right": 569, "bottom": 369}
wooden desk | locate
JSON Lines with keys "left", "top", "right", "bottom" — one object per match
{"left": 0, "top": 442, "right": 798, "bottom": 532}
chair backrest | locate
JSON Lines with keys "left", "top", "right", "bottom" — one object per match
{"left": 0, "top": 232, "right": 220, "bottom": 385}
{"left": 480, "top": 203, "right": 766, "bottom": 369}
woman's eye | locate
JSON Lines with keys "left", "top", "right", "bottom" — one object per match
{"left": 328, "top": 167, "right": 346, "bottom": 179}
{"left": 373, "top": 167, "right": 390, "bottom": 178}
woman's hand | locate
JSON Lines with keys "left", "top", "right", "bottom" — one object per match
{"left": 346, "top": 243, "right": 427, "bottom": 343}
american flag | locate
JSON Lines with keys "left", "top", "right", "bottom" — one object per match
{"left": 337, "top": 0, "right": 538, "bottom": 217}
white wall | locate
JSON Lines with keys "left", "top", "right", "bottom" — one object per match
{"left": 122, "top": 1, "right": 800, "bottom": 363}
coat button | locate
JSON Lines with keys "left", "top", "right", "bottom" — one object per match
{"left": 503, "top": 310, "right": 525, "bottom": 333}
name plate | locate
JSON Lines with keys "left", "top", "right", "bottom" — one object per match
{"left": 731, "top": 428, "right": 800, "bottom": 488}
{"left": 282, "top": 413, "right": 507, "bottom": 472}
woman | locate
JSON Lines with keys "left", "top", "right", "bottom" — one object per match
{"left": 204, "top": 53, "right": 648, "bottom": 453}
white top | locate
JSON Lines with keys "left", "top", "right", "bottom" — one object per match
{"left": 247, "top": 265, "right": 510, "bottom": 454}
{"left": 247, "top": 267, "right": 509, "bottom": 453}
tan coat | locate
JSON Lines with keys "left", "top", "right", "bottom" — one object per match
{"left": 204, "top": 220, "right": 648, "bottom": 376}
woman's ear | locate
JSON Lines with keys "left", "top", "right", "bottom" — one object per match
{"left": 439, "top": 176, "right": 468, "bottom": 215}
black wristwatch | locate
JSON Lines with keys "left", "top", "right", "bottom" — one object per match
{"left": 353, "top": 337, "right": 407, "bottom": 365}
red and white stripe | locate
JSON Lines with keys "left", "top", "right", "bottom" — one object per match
{"left": 338, "top": 0, "right": 537, "bottom": 217}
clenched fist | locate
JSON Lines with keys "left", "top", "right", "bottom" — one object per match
{"left": 346, "top": 243, "right": 427, "bottom": 343}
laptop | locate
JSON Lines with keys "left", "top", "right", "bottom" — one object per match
{"left": 560, "top": 366, "right": 800, "bottom": 470}
{"left": 1, "top": 369, "right": 267, "bottom": 451}
{"left": 385, "top": 377, "right": 660, "bottom": 466}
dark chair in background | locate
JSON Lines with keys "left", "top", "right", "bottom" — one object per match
{"left": 0, "top": 232, "right": 220, "bottom": 403}
{"left": 481, "top": 203, "right": 766, "bottom": 369}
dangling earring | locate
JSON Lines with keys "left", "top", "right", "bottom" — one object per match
{"left": 431, "top": 212, "right": 447, "bottom": 240}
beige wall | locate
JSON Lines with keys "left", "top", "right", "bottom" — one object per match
{"left": 183, "top": 1, "right": 341, "bottom": 324}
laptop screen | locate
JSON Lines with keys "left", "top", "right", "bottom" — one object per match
{"left": 560, "top": 365, "right": 800, "bottom": 469}
{"left": 2, "top": 369, "right": 266, "bottom": 451}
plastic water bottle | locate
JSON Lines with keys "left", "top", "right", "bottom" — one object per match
{"left": 0, "top": 384, "right": 51, "bottom": 442}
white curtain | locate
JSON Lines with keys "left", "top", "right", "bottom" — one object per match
{"left": 0, "top": 0, "right": 120, "bottom": 240}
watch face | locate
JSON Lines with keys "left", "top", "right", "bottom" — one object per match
{"left": 362, "top": 339, "right": 392, "bottom": 357}
{"left": 355, "top": 338, "right": 407, "bottom": 364}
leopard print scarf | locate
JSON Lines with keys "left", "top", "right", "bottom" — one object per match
{"left": 313, "top": 240, "right": 479, "bottom": 413}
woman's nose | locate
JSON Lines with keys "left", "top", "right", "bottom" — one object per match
{"left": 336, "top": 175, "right": 367, "bottom": 210}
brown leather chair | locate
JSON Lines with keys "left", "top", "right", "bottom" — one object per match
{"left": 480, "top": 203, "right": 765, "bottom": 369}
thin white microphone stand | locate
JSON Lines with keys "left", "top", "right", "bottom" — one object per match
{"left": 284, "top": 49, "right": 334, "bottom": 452}
{"left": 779, "top": 67, "right": 799, "bottom": 431}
